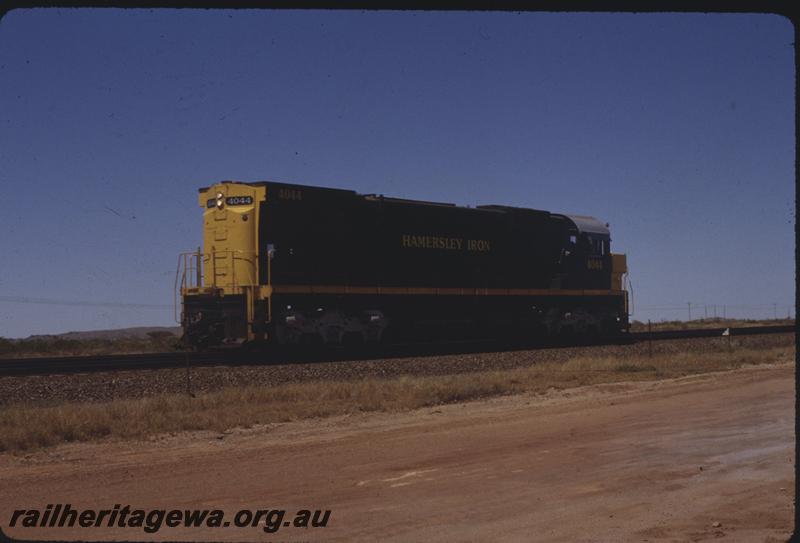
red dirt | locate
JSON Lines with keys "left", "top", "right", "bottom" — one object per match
{"left": 0, "top": 362, "right": 794, "bottom": 542}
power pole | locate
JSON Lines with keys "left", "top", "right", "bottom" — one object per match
{"left": 687, "top": 302, "right": 692, "bottom": 322}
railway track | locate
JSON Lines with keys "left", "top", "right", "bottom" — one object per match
{"left": 0, "top": 324, "right": 794, "bottom": 377}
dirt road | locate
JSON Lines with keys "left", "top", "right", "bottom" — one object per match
{"left": 0, "top": 363, "right": 794, "bottom": 542}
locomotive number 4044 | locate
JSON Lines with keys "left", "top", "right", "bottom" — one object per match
{"left": 225, "top": 196, "right": 254, "bottom": 206}
{"left": 587, "top": 258, "right": 603, "bottom": 270}
{"left": 277, "top": 188, "right": 303, "bottom": 201}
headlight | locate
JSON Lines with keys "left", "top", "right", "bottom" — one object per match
{"left": 216, "top": 192, "right": 224, "bottom": 209}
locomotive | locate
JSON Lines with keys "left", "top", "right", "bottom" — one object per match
{"left": 176, "top": 180, "right": 629, "bottom": 348}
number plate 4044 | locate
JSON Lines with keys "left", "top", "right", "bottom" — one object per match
{"left": 226, "top": 196, "right": 253, "bottom": 206}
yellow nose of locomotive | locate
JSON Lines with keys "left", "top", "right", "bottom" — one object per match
{"left": 199, "top": 181, "right": 265, "bottom": 290}
{"left": 177, "top": 181, "right": 269, "bottom": 347}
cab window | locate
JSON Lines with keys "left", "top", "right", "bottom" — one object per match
{"left": 587, "top": 236, "right": 605, "bottom": 256}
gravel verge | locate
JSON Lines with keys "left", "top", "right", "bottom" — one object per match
{"left": 0, "top": 333, "right": 793, "bottom": 406}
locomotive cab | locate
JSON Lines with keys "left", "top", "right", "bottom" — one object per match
{"left": 555, "top": 215, "right": 612, "bottom": 290}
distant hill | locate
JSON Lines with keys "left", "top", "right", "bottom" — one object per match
{"left": 22, "top": 326, "right": 182, "bottom": 342}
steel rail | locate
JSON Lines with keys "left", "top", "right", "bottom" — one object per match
{"left": 0, "top": 324, "right": 794, "bottom": 377}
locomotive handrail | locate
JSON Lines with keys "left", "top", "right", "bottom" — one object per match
{"left": 176, "top": 250, "right": 258, "bottom": 289}
{"left": 626, "top": 274, "right": 634, "bottom": 318}
{"left": 174, "top": 249, "right": 201, "bottom": 323}
{"left": 174, "top": 249, "right": 260, "bottom": 324}
{"left": 173, "top": 253, "right": 182, "bottom": 323}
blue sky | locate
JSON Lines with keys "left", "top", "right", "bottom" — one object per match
{"left": 0, "top": 9, "right": 794, "bottom": 337}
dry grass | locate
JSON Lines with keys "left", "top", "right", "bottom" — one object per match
{"left": 629, "top": 317, "right": 794, "bottom": 332}
{"left": 0, "top": 342, "right": 793, "bottom": 454}
{"left": 0, "top": 332, "right": 184, "bottom": 358}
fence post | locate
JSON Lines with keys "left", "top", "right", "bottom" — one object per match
{"left": 185, "top": 351, "right": 194, "bottom": 398}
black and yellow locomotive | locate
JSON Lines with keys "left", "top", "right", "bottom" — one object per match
{"left": 177, "top": 180, "right": 629, "bottom": 348}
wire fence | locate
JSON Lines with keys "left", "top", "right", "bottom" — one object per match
{"left": 632, "top": 303, "right": 795, "bottom": 322}
{"left": 0, "top": 295, "right": 171, "bottom": 310}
